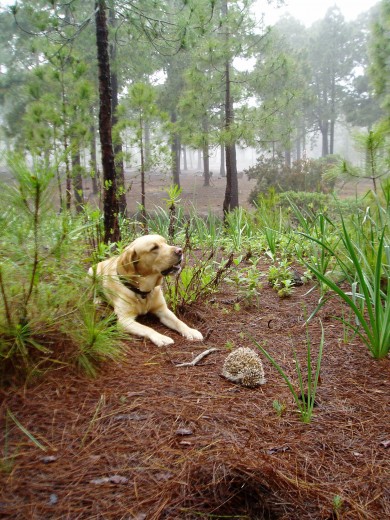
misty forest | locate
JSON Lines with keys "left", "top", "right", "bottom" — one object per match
{"left": 1, "top": 1, "right": 389, "bottom": 519}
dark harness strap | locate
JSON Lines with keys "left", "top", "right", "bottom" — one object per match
{"left": 117, "top": 273, "right": 151, "bottom": 299}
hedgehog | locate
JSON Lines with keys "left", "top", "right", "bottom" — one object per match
{"left": 222, "top": 347, "right": 266, "bottom": 388}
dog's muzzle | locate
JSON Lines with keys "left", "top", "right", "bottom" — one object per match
{"left": 161, "top": 255, "right": 183, "bottom": 276}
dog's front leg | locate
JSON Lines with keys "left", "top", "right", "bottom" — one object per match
{"left": 154, "top": 308, "right": 203, "bottom": 341}
{"left": 118, "top": 315, "right": 175, "bottom": 347}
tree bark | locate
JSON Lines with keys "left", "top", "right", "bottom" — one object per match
{"left": 296, "top": 137, "right": 301, "bottom": 161}
{"left": 321, "top": 119, "right": 329, "bottom": 156}
{"left": 95, "top": 0, "right": 120, "bottom": 243}
{"left": 202, "top": 116, "right": 210, "bottom": 186}
{"left": 89, "top": 117, "right": 99, "bottom": 196}
{"left": 170, "top": 111, "right": 181, "bottom": 188}
{"left": 71, "top": 145, "right": 84, "bottom": 213}
{"left": 223, "top": 59, "right": 239, "bottom": 216}
{"left": 222, "top": 0, "right": 238, "bottom": 217}
{"left": 144, "top": 120, "right": 151, "bottom": 172}
{"left": 330, "top": 119, "right": 335, "bottom": 154}
{"left": 139, "top": 116, "right": 147, "bottom": 226}
{"left": 59, "top": 72, "right": 71, "bottom": 210}
{"left": 219, "top": 144, "right": 226, "bottom": 177}
{"left": 182, "top": 145, "right": 188, "bottom": 170}
{"left": 329, "top": 72, "right": 336, "bottom": 155}
{"left": 285, "top": 148, "right": 291, "bottom": 168}
{"left": 109, "top": 8, "right": 127, "bottom": 215}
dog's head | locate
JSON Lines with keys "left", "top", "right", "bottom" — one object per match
{"left": 117, "top": 235, "right": 183, "bottom": 278}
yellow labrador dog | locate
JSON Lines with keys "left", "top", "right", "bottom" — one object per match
{"left": 89, "top": 235, "right": 203, "bottom": 347}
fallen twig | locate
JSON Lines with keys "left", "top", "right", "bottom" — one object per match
{"left": 175, "top": 348, "right": 219, "bottom": 367}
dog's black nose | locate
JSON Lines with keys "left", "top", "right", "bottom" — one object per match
{"left": 175, "top": 247, "right": 183, "bottom": 256}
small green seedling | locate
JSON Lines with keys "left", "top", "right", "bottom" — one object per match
{"left": 272, "top": 399, "right": 286, "bottom": 417}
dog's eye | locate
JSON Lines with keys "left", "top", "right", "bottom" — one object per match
{"left": 150, "top": 244, "right": 159, "bottom": 252}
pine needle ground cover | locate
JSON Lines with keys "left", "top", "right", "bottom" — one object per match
{"left": 1, "top": 265, "right": 389, "bottom": 520}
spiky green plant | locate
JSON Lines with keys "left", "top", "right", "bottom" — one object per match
{"left": 253, "top": 322, "right": 324, "bottom": 424}
{"left": 224, "top": 207, "right": 255, "bottom": 251}
{"left": 303, "top": 219, "right": 390, "bottom": 359}
{"left": 0, "top": 156, "right": 127, "bottom": 382}
{"left": 68, "top": 304, "right": 125, "bottom": 378}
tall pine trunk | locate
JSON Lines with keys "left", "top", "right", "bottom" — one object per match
{"left": 95, "top": 0, "right": 120, "bottom": 243}
{"left": 71, "top": 146, "right": 84, "bottom": 213}
{"left": 222, "top": 0, "right": 238, "bottom": 217}
{"left": 329, "top": 73, "right": 336, "bottom": 155}
{"left": 197, "top": 149, "right": 202, "bottom": 170}
{"left": 223, "top": 59, "right": 239, "bottom": 216}
{"left": 139, "top": 116, "right": 147, "bottom": 227}
{"left": 170, "top": 111, "right": 181, "bottom": 188}
{"left": 109, "top": 8, "right": 127, "bottom": 215}
{"left": 321, "top": 119, "right": 329, "bottom": 156}
{"left": 144, "top": 120, "right": 151, "bottom": 173}
{"left": 60, "top": 76, "right": 71, "bottom": 210}
{"left": 202, "top": 116, "right": 210, "bottom": 187}
{"left": 89, "top": 117, "right": 99, "bottom": 196}
{"left": 285, "top": 148, "right": 291, "bottom": 168}
{"left": 220, "top": 144, "right": 225, "bottom": 177}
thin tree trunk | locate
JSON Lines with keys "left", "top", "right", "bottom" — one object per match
{"left": 139, "top": 116, "right": 147, "bottom": 227}
{"left": 53, "top": 124, "right": 64, "bottom": 210}
{"left": 202, "top": 116, "right": 210, "bottom": 186}
{"left": 64, "top": 138, "right": 71, "bottom": 210}
{"left": 60, "top": 73, "right": 71, "bottom": 210}
{"left": 330, "top": 119, "right": 335, "bottom": 154}
{"left": 321, "top": 119, "right": 329, "bottom": 157}
{"left": 95, "top": 0, "right": 120, "bottom": 243}
{"left": 89, "top": 118, "right": 99, "bottom": 196}
{"left": 219, "top": 108, "right": 226, "bottom": 177}
{"left": 223, "top": 60, "right": 238, "bottom": 215}
{"left": 285, "top": 148, "right": 291, "bottom": 168}
{"left": 59, "top": 16, "right": 71, "bottom": 211}
{"left": 197, "top": 149, "right": 202, "bottom": 170}
{"left": 202, "top": 143, "right": 210, "bottom": 187}
{"left": 220, "top": 144, "right": 225, "bottom": 177}
{"left": 330, "top": 73, "right": 336, "bottom": 155}
{"left": 296, "top": 127, "right": 301, "bottom": 162}
{"left": 109, "top": 8, "right": 127, "bottom": 216}
{"left": 367, "top": 133, "right": 378, "bottom": 193}
{"left": 182, "top": 146, "right": 188, "bottom": 170}
{"left": 222, "top": 0, "right": 238, "bottom": 217}
{"left": 170, "top": 111, "right": 181, "bottom": 188}
{"left": 72, "top": 146, "right": 84, "bottom": 213}
{"left": 144, "top": 120, "right": 151, "bottom": 173}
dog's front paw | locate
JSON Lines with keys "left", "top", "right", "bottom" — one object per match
{"left": 151, "top": 333, "right": 175, "bottom": 347}
{"left": 182, "top": 328, "right": 203, "bottom": 341}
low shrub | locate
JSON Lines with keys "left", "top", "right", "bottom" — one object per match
{"left": 245, "top": 154, "right": 337, "bottom": 205}
{"left": 0, "top": 156, "right": 124, "bottom": 384}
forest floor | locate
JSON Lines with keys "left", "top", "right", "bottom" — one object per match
{"left": 1, "top": 171, "right": 388, "bottom": 520}
{"left": 84, "top": 167, "right": 372, "bottom": 216}
{"left": 82, "top": 168, "right": 258, "bottom": 216}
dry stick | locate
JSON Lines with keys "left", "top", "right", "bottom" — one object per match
{"left": 175, "top": 347, "right": 219, "bottom": 367}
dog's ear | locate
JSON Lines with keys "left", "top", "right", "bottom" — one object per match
{"left": 117, "top": 247, "right": 138, "bottom": 276}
